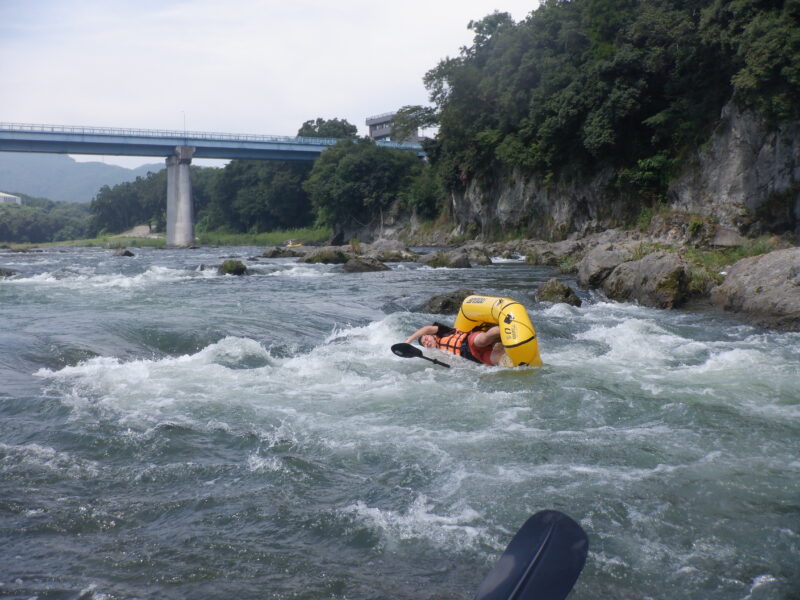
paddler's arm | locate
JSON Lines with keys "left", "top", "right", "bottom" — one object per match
{"left": 405, "top": 325, "right": 438, "bottom": 344}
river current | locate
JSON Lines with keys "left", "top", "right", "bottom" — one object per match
{"left": 0, "top": 245, "right": 798, "bottom": 600}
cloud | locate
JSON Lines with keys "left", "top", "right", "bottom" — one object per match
{"left": 0, "top": 0, "right": 538, "bottom": 166}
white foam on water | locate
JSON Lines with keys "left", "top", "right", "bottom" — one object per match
{"left": 0, "top": 442, "right": 100, "bottom": 479}
{"left": 742, "top": 575, "right": 781, "bottom": 600}
{"left": 490, "top": 255, "right": 524, "bottom": 263}
{"left": 343, "top": 494, "right": 487, "bottom": 552}
{"left": 7, "top": 265, "right": 207, "bottom": 290}
{"left": 265, "top": 263, "right": 335, "bottom": 278}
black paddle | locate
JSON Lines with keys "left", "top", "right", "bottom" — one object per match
{"left": 474, "top": 510, "right": 589, "bottom": 600}
{"left": 391, "top": 342, "right": 451, "bottom": 368}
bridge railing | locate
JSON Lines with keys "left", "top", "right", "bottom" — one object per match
{"left": 0, "top": 122, "right": 421, "bottom": 150}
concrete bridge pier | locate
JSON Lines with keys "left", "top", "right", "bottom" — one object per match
{"left": 166, "top": 145, "right": 195, "bottom": 247}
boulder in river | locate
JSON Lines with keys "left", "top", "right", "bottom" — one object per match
{"left": 577, "top": 242, "right": 638, "bottom": 288}
{"left": 261, "top": 246, "right": 304, "bottom": 258}
{"left": 421, "top": 250, "right": 472, "bottom": 268}
{"left": 710, "top": 247, "right": 800, "bottom": 331}
{"left": 535, "top": 277, "right": 582, "bottom": 306}
{"left": 342, "top": 257, "right": 390, "bottom": 273}
{"left": 114, "top": 248, "right": 135, "bottom": 257}
{"left": 300, "top": 248, "right": 352, "bottom": 264}
{"left": 417, "top": 288, "right": 474, "bottom": 314}
{"left": 602, "top": 251, "right": 690, "bottom": 309}
{"left": 0, "top": 267, "right": 18, "bottom": 278}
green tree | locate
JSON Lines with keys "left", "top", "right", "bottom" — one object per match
{"left": 303, "top": 138, "right": 422, "bottom": 242}
{"left": 201, "top": 160, "right": 312, "bottom": 233}
{"left": 420, "top": 0, "right": 771, "bottom": 205}
{"left": 0, "top": 195, "right": 91, "bottom": 243}
{"left": 297, "top": 117, "right": 358, "bottom": 138}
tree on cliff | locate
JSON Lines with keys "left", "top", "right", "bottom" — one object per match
{"left": 303, "top": 138, "right": 422, "bottom": 242}
{"left": 420, "top": 0, "right": 800, "bottom": 201}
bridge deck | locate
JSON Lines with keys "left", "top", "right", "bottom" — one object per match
{"left": 0, "top": 123, "right": 422, "bottom": 161}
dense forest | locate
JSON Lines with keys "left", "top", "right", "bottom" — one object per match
{"left": 413, "top": 0, "right": 799, "bottom": 201}
{"left": 3, "top": 0, "right": 797, "bottom": 244}
{"left": 0, "top": 196, "right": 91, "bottom": 243}
{"left": 85, "top": 120, "right": 440, "bottom": 244}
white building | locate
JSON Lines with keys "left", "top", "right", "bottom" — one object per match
{"left": 0, "top": 192, "right": 22, "bottom": 205}
{"left": 365, "top": 112, "right": 420, "bottom": 143}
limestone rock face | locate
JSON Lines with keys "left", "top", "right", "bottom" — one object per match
{"left": 710, "top": 247, "right": 800, "bottom": 331}
{"left": 602, "top": 252, "right": 690, "bottom": 309}
{"left": 535, "top": 278, "right": 582, "bottom": 306}
{"left": 441, "top": 102, "right": 798, "bottom": 242}
{"left": 669, "top": 102, "right": 800, "bottom": 238}
{"left": 452, "top": 167, "right": 620, "bottom": 241}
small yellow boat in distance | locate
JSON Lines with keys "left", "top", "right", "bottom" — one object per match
{"left": 453, "top": 295, "right": 542, "bottom": 367}
{"left": 285, "top": 240, "right": 303, "bottom": 248}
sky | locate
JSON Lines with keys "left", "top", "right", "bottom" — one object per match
{"left": 0, "top": 0, "right": 540, "bottom": 168}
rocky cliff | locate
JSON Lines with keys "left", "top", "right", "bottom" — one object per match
{"left": 444, "top": 101, "right": 799, "bottom": 243}
{"left": 670, "top": 102, "right": 800, "bottom": 239}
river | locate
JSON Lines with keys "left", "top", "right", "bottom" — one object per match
{"left": 1, "top": 245, "right": 798, "bottom": 599}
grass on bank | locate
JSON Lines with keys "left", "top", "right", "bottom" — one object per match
{"left": 3, "top": 226, "right": 333, "bottom": 250}
{"left": 195, "top": 226, "right": 331, "bottom": 247}
{"left": 683, "top": 235, "right": 788, "bottom": 293}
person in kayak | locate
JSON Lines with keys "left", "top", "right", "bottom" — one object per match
{"left": 405, "top": 322, "right": 508, "bottom": 366}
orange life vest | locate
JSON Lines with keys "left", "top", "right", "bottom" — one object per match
{"left": 435, "top": 330, "right": 480, "bottom": 363}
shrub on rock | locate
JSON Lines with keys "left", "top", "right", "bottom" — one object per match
{"left": 300, "top": 248, "right": 351, "bottom": 264}
{"left": 218, "top": 260, "right": 248, "bottom": 275}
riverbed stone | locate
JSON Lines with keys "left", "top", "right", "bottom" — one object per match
{"left": 421, "top": 250, "right": 472, "bottom": 268}
{"left": 535, "top": 277, "right": 582, "bottom": 306}
{"left": 710, "top": 247, "right": 800, "bottom": 331}
{"left": 342, "top": 256, "right": 390, "bottom": 273}
{"left": 114, "top": 248, "right": 135, "bottom": 257}
{"left": 261, "top": 246, "right": 304, "bottom": 258}
{"left": 602, "top": 251, "right": 690, "bottom": 309}
{"left": 300, "top": 248, "right": 352, "bottom": 264}
{"left": 0, "top": 267, "right": 18, "bottom": 278}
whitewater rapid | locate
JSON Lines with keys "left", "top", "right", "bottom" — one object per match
{"left": 1, "top": 245, "right": 797, "bottom": 599}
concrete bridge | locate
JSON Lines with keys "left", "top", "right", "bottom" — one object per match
{"left": 0, "top": 123, "right": 422, "bottom": 246}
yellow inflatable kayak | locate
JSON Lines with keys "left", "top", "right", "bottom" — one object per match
{"left": 454, "top": 295, "right": 542, "bottom": 367}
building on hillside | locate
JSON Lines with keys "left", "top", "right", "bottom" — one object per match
{"left": 0, "top": 192, "right": 22, "bottom": 205}
{"left": 365, "top": 112, "right": 420, "bottom": 143}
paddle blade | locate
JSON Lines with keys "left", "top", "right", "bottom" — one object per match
{"left": 391, "top": 343, "right": 422, "bottom": 358}
{"left": 474, "top": 511, "right": 588, "bottom": 600}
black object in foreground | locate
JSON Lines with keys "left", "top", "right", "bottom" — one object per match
{"left": 474, "top": 511, "right": 589, "bottom": 600}
{"left": 390, "top": 343, "right": 451, "bottom": 368}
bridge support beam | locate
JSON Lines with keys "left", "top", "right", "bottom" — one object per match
{"left": 166, "top": 145, "right": 195, "bottom": 247}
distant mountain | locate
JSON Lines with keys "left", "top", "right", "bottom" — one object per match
{"left": 0, "top": 152, "right": 164, "bottom": 203}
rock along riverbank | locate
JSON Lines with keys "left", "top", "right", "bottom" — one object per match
{"left": 247, "top": 230, "right": 799, "bottom": 332}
